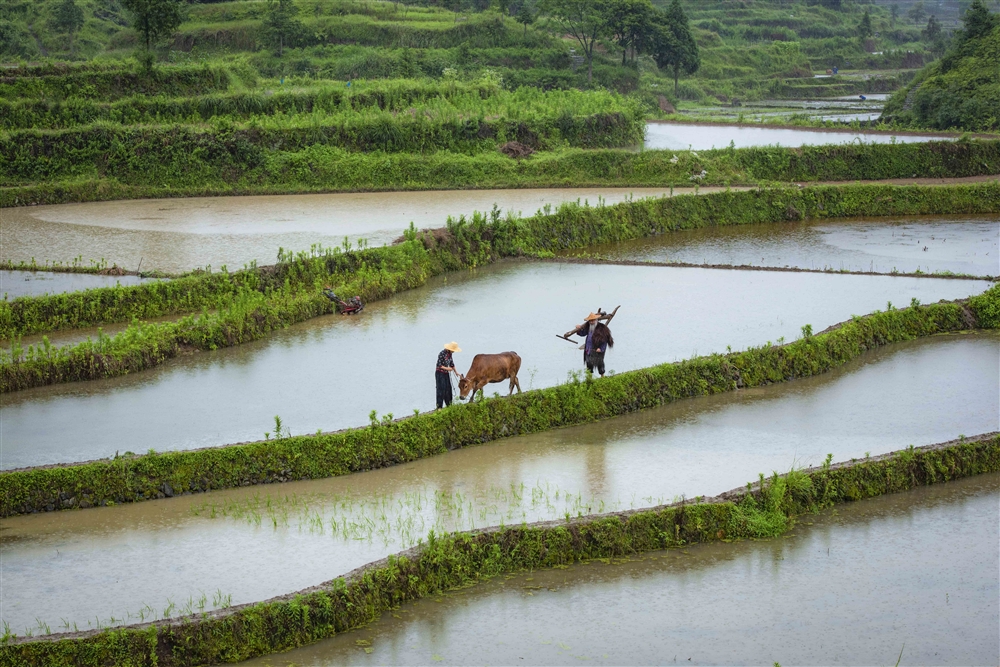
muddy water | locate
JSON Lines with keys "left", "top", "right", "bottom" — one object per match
{"left": 0, "top": 269, "right": 157, "bottom": 299}
{"left": 643, "top": 121, "right": 954, "bottom": 150}
{"left": 4, "top": 312, "right": 196, "bottom": 350}
{"left": 565, "top": 214, "right": 1000, "bottom": 276}
{"left": 0, "top": 263, "right": 990, "bottom": 468}
{"left": 244, "top": 473, "right": 1000, "bottom": 667}
{"left": 1, "top": 333, "right": 996, "bottom": 634}
{"left": 0, "top": 188, "right": 680, "bottom": 274}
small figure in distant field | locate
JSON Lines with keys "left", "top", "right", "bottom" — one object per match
{"left": 322, "top": 287, "right": 364, "bottom": 315}
{"left": 559, "top": 306, "right": 619, "bottom": 377}
{"left": 859, "top": 94, "right": 867, "bottom": 101}
{"left": 435, "top": 342, "right": 462, "bottom": 409}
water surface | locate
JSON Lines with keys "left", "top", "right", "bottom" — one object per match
{"left": 0, "top": 263, "right": 989, "bottom": 468}
{"left": 564, "top": 214, "right": 1000, "bottom": 276}
{"left": 244, "top": 473, "right": 1000, "bottom": 666}
{"left": 0, "top": 188, "right": 678, "bottom": 274}
{"left": 1, "top": 333, "right": 996, "bottom": 633}
{"left": 0, "top": 270, "right": 156, "bottom": 299}
{"left": 644, "top": 121, "right": 953, "bottom": 150}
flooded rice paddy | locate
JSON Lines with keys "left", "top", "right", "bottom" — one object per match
{"left": 564, "top": 214, "right": 1000, "bottom": 276}
{"left": 643, "top": 121, "right": 953, "bottom": 150}
{"left": 0, "top": 188, "right": 679, "bottom": 274}
{"left": 675, "top": 97, "right": 888, "bottom": 124}
{"left": 0, "top": 269, "right": 156, "bottom": 299}
{"left": 243, "top": 472, "right": 1000, "bottom": 666}
{"left": 0, "top": 262, "right": 990, "bottom": 469}
{"left": 1, "top": 333, "right": 996, "bottom": 634}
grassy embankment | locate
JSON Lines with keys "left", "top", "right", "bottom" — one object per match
{"left": 4, "top": 128, "right": 1000, "bottom": 207}
{"left": 2, "top": 432, "right": 997, "bottom": 665}
{"left": 2, "top": 278, "right": 997, "bottom": 516}
{"left": 3, "top": 180, "right": 999, "bottom": 394}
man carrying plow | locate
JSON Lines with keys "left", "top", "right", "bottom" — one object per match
{"left": 558, "top": 306, "right": 619, "bottom": 377}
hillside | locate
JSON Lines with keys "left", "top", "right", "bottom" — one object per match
{"left": 883, "top": 5, "right": 1000, "bottom": 131}
{"left": 1, "top": 0, "right": 954, "bottom": 103}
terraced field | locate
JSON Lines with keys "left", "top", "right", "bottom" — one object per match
{"left": 1, "top": 174, "right": 998, "bottom": 664}
{"left": 2, "top": 1, "right": 999, "bottom": 663}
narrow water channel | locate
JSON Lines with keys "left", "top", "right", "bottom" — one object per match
{"left": 0, "top": 269, "right": 159, "bottom": 300}
{"left": 643, "top": 121, "right": 955, "bottom": 150}
{"left": 0, "top": 188, "right": 680, "bottom": 274}
{"left": 242, "top": 472, "right": 1000, "bottom": 666}
{"left": 1, "top": 333, "right": 995, "bottom": 635}
{"left": 0, "top": 263, "right": 989, "bottom": 469}
{"left": 562, "top": 214, "right": 1000, "bottom": 276}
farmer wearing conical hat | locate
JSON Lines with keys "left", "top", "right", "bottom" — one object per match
{"left": 559, "top": 307, "right": 619, "bottom": 377}
{"left": 435, "top": 342, "right": 462, "bottom": 409}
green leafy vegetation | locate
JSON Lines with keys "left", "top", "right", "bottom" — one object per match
{"left": 2, "top": 433, "right": 996, "bottom": 664}
{"left": 4, "top": 136, "right": 999, "bottom": 207}
{"left": 883, "top": 1, "right": 1000, "bottom": 130}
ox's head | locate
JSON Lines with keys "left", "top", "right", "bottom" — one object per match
{"left": 457, "top": 374, "right": 473, "bottom": 400}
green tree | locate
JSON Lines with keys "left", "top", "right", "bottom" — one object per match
{"left": 602, "top": 0, "right": 653, "bottom": 64}
{"left": 538, "top": 0, "right": 607, "bottom": 82}
{"left": 514, "top": 2, "right": 534, "bottom": 35}
{"left": 922, "top": 14, "right": 941, "bottom": 40}
{"left": 50, "top": 0, "right": 85, "bottom": 55}
{"left": 908, "top": 1, "right": 926, "bottom": 26}
{"left": 857, "top": 8, "right": 873, "bottom": 38}
{"left": 494, "top": 0, "right": 512, "bottom": 15}
{"left": 651, "top": 0, "right": 699, "bottom": 97}
{"left": 262, "top": 0, "right": 305, "bottom": 57}
{"left": 960, "top": 0, "right": 998, "bottom": 40}
{"left": 890, "top": 3, "right": 899, "bottom": 27}
{"left": 121, "top": 0, "right": 183, "bottom": 52}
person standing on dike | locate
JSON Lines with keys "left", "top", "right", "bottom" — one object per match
{"left": 571, "top": 312, "right": 614, "bottom": 376}
{"left": 436, "top": 342, "right": 462, "bottom": 409}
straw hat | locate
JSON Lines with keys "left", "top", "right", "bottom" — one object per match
{"left": 584, "top": 312, "right": 601, "bottom": 321}
{"left": 444, "top": 342, "right": 462, "bottom": 352}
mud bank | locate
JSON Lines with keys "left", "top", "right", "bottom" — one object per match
{"left": 2, "top": 433, "right": 997, "bottom": 666}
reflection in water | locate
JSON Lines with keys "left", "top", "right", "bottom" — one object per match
{"left": 1, "top": 333, "right": 996, "bottom": 634}
{"left": 643, "top": 121, "right": 955, "bottom": 150}
{"left": 0, "top": 188, "right": 679, "bottom": 273}
{"left": 564, "top": 214, "right": 1000, "bottom": 276}
{"left": 244, "top": 473, "right": 1000, "bottom": 666}
{"left": 0, "top": 263, "right": 990, "bottom": 468}
{"left": 0, "top": 270, "right": 158, "bottom": 299}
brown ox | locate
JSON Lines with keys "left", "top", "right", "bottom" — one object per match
{"left": 458, "top": 352, "right": 522, "bottom": 401}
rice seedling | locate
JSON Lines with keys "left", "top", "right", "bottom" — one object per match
{"left": 189, "top": 480, "right": 656, "bottom": 550}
